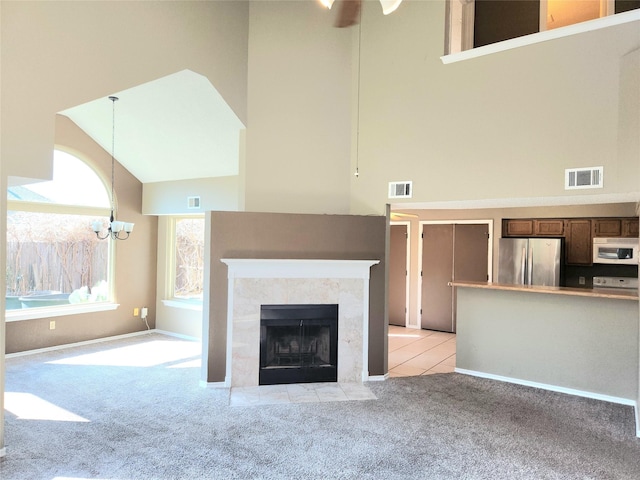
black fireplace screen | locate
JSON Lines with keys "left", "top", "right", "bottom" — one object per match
{"left": 260, "top": 304, "right": 338, "bottom": 385}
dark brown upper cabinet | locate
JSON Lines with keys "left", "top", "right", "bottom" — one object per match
{"left": 593, "top": 218, "right": 622, "bottom": 237}
{"left": 534, "top": 219, "right": 564, "bottom": 236}
{"left": 622, "top": 218, "right": 639, "bottom": 237}
{"left": 503, "top": 219, "right": 534, "bottom": 237}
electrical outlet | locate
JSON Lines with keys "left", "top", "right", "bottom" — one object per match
{"left": 579, "top": 276, "right": 585, "bottom": 285}
{"left": 49, "top": 320, "right": 56, "bottom": 330}
{"left": 133, "top": 307, "right": 139, "bottom": 317}
{"left": 141, "top": 307, "right": 148, "bottom": 319}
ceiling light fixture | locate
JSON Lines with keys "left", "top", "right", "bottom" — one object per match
{"left": 92, "top": 96, "right": 134, "bottom": 240}
{"left": 320, "top": 0, "right": 403, "bottom": 16}
{"left": 379, "top": 0, "right": 403, "bottom": 15}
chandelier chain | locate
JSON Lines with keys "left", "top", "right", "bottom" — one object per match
{"left": 110, "top": 96, "right": 117, "bottom": 215}
{"left": 355, "top": 7, "right": 362, "bottom": 178}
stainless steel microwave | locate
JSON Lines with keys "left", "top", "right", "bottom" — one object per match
{"left": 592, "top": 237, "right": 639, "bottom": 265}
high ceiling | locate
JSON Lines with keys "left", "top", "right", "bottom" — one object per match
{"left": 60, "top": 70, "right": 245, "bottom": 184}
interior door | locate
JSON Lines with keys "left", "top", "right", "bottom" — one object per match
{"left": 421, "top": 224, "right": 454, "bottom": 332}
{"left": 454, "top": 224, "right": 489, "bottom": 283}
{"left": 421, "top": 223, "right": 490, "bottom": 333}
{"left": 452, "top": 224, "right": 489, "bottom": 329}
{"left": 389, "top": 224, "right": 408, "bottom": 326}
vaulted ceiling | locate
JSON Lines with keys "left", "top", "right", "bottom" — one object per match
{"left": 60, "top": 70, "right": 245, "bottom": 184}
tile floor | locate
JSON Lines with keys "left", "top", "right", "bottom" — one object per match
{"left": 229, "top": 382, "right": 377, "bottom": 406}
{"left": 388, "top": 325, "right": 456, "bottom": 377}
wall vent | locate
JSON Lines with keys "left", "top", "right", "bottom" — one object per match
{"left": 187, "top": 196, "right": 201, "bottom": 209}
{"left": 565, "top": 167, "right": 603, "bottom": 190}
{"left": 388, "top": 181, "right": 412, "bottom": 199}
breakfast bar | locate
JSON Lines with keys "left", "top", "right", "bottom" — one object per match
{"left": 451, "top": 281, "right": 639, "bottom": 405}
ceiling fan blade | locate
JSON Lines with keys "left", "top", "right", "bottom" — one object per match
{"left": 335, "top": 0, "right": 362, "bottom": 28}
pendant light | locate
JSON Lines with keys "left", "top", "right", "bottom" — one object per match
{"left": 92, "top": 96, "right": 134, "bottom": 240}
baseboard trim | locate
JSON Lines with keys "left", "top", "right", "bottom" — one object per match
{"left": 153, "top": 329, "right": 200, "bottom": 342}
{"left": 199, "top": 380, "right": 229, "bottom": 389}
{"left": 5, "top": 330, "right": 154, "bottom": 358}
{"left": 455, "top": 368, "right": 636, "bottom": 407}
{"left": 4, "top": 329, "right": 203, "bottom": 359}
{"left": 368, "top": 374, "right": 388, "bottom": 382}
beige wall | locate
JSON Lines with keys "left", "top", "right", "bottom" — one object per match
{"left": 457, "top": 287, "right": 638, "bottom": 401}
{"left": 350, "top": 1, "right": 640, "bottom": 215}
{"left": 244, "top": 1, "right": 353, "bottom": 214}
{"left": 619, "top": 48, "right": 640, "bottom": 189}
{"left": 143, "top": 176, "right": 243, "bottom": 216}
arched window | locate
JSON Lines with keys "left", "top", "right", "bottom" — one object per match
{"left": 6, "top": 150, "right": 114, "bottom": 316}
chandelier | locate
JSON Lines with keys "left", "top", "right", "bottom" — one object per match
{"left": 92, "top": 96, "right": 134, "bottom": 240}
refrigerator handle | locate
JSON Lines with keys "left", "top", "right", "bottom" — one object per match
{"left": 521, "top": 247, "right": 526, "bottom": 284}
{"left": 527, "top": 245, "right": 533, "bottom": 285}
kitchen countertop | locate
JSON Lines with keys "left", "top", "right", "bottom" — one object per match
{"left": 449, "top": 281, "right": 639, "bottom": 301}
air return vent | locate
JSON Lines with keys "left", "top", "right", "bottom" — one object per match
{"left": 388, "top": 181, "right": 412, "bottom": 199}
{"left": 565, "top": 167, "right": 603, "bottom": 190}
{"left": 187, "top": 196, "right": 201, "bottom": 209}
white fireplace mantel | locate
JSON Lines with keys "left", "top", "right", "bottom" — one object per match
{"left": 221, "top": 258, "right": 380, "bottom": 280}
{"left": 220, "top": 258, "right": 380, "bottom": 387}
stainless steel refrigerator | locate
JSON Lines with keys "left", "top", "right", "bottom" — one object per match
{"left": 498, "top": 238, "right": 562, "bottom": 286}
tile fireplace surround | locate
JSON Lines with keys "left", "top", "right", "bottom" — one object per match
{"left": 221, "top": 259, "right": 380, "bottom": 388}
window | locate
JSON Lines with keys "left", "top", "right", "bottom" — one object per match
{"left": 446, "top": 0, "right": 640, "bottom": 55}
{"left": 173, "top": 217, "right": 204, "bottom": 302}
{"left": 6, "top": 150, "right": 113, "bottom": 315}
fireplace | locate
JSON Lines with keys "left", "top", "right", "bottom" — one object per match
{"left": 259, "top": 304, "right": 338, "bottom": 385}
{"left": 221, "top": 258, "right": 379, "bottom": 388}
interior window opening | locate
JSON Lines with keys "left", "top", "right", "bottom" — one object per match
{"left": 446, "top": 0, "right": 639, "bottom": 55}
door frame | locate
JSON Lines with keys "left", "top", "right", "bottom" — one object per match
{"left": 418, "top": 220, "right": 494, "bottom": 331}
{"left": 390, "top": 221, "right": 411, "bottom": 328}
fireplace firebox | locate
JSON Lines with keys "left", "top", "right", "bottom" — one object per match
{"left": 259, "top": 304, "right": 338, "bottom": 385}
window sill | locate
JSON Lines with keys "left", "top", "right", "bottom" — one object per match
{"left": 441, "top": 9, "right": 640, "bottom": 65}
{"left": 162, "top": 299, "right": 203, "bottom": 312}
{"left": 6, "top": 303, "right": 119, "bottom": 322}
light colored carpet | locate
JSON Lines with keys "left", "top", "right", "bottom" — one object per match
{"left": 1, "top": 332, "right": 639, "bottom": 479}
